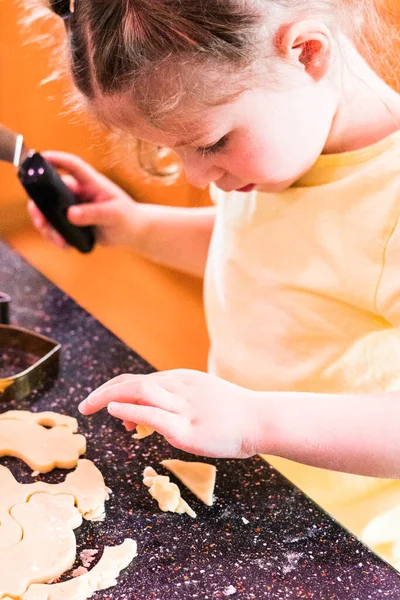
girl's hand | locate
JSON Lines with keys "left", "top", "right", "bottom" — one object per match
{"left": 27, "top": 151, "right": 140, "bottom": 248}
{"left": 78, "top": 370, "right": 263, "bottom": 458}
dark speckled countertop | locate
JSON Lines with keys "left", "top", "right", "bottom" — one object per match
{"left": 1, "top": 239, "right": 400, "bottom": 600}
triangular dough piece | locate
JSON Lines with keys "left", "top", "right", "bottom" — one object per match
{"left": 133, "top": 424, "right": 154, "bottom": 440}
{"left": 161, "top": 459, "right": 216, "bottom": 506}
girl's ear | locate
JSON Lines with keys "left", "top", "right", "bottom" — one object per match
{"left": 276, "top": 20, "right": 334, "bottom": 82}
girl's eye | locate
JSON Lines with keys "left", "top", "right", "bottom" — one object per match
{"left": 196, "top": 135, "right": 229, "bottom": 157}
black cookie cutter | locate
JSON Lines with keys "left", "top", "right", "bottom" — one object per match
{"left": 0, "top": 292, "right": 61, "bottom": 402}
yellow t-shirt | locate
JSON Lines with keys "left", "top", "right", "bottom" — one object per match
{"left": 205, "top": 129, "right": 400, "bottom": 566}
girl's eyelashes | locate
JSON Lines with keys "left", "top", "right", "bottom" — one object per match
{"left": 196, "top": 134, "right": 230, "bottom": 157}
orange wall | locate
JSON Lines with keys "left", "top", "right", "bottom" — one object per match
{"left": 0, "top": 1, "right": 209, "bottom": 216}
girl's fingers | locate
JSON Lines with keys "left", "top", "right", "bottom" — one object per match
{"left": 86, "top": 372, "right": 165, "bottom": 396}
{"left": 42, "top": 223, "right": 68, "bottom": 249}
{"left": 61, "top": 174, "right": 80, "bottom": 195}
{"left": 41, "top": 150, "right": 103, "bottom": 185}
{"left": 28, "top": 200, "right": 68, "bottom": 248}
{"left": 123, "top": 420, "right": 137, "bottom": 431}
{"left": 108, "top": 403, "right": 185, "bottom": 439}
{"left": 27, "top": 200, "right": 45, "bottom": 228}
{"left": 79, "top": 380, "right": 182, "bottom": 415}
{"left": 67, "top": 201, "right": 119, "bottom": 226}
{"left": 87, "top": 374, "right": 136, "bottom": 396}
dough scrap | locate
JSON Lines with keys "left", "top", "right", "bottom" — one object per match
{"left": 80, "top": 549, "right": 98, "bottom": 568}
{"left": 21, "top": 539, "right": 137, "bottom": 600}
{"left": 161, "top": 459, "right": 216, "bottom": 506}
{"left": 0, "top": 410, "right": 78, "bottom": 432}
{"left": 0, "top": 459, "right": 109, "bottom": 548}
{"left": 143, "top": 467, "right": 196, "bottom": 518}
{"left": 133, "top": 424, "right": 155, "bottom": 440}
{"left": 0, "top": 415, "right": 86, "bottom": 473}
{"left": 0, "top": 493, "right": 82, "bottom": 597}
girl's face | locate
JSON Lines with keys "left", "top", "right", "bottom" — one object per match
{"left": 101, "top": 77, "right": 337, "bottom": 193}
{"left": 171, "top": 81, "right": 338, "bottom": 193}
{"left": 96, "top": 21, "right": 338, "bottom": 193}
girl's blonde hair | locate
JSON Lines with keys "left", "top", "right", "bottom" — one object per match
{"left": 23, "top": 0, "right": 400, "bottom": 179}
{"left": 29, "top": 1, "right": 400, "bottom": 120}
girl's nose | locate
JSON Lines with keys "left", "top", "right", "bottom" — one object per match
{"left": 183, "top": 157, "right": 224, "bottom": 189}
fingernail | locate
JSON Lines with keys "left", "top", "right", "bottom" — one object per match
{"left": 108, "top": 402, "right": 120, "bottom": 414}
{"left": 78, "top": 401, "right": 86, "bottom": 413}
{"left": 86, "top": 394, "right": 97, "bottom": 405}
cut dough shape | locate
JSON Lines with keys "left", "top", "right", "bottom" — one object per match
{"left": 0, "top": 493, "right": 82, "bottom": 597}
{"left": 0, "top": 410, "right": 78, "bottom": 431}
{"left": 0, "top": 414, "right": 86, "bottom": 472}
{"left": 161, "top": 459, "right": 216, "bottom": 506}
{"left": 0, "top": 459, "right": 109, "bottom": 548}
{"left": 143, "top": 467, "right": 196, "bottom": 518}
{"left": 133, "top": 424, "right": 155, "bottom": 440}
{"left": 21, "top": 539, "right": 137, "bottom": 600}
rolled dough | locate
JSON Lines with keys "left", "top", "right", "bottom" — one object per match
{"left": 0, "top": 410, "right": 136, "bottom": 599}
{"left": 21, "top": 539, "right": 137, "bottom": 600}
{"left": 0, "top": 414, "right": 86, "bottom": 472}
{"left": 0, "top": 459, "right": 109, "bottom": 548}
{"left": 0, "top": 493, "right": 82, "bottom": 597}
{"left": 0, "top": 410, "right": 78, "bottom": 431}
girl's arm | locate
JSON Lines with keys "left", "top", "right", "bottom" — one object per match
{"left": 261, "top": 390, "right": 399, "bottom": 478}
{"left": 133, "top": 203, "right": 215, "bottom": 277}
{"left": 78, "top": 370, "right": 400, "bottom": 479}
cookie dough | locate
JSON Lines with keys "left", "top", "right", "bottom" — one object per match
{"left": 133, "top": 424, "right": 155, "bottom": 439}
{"left": 0, "top": 493, "right": 82, "bottom": 597}
{"left": 0, "top": 459, "right": 109, "bottom": 548}
{"left": 161, "top": 459, "right": 216, "bottom": 506}
{"left": 21, "top": 539, "right": 137, "bottom": 600}
{"left": 0, "top": 412, "right": 86, "bottom": 472}
{"left": 0, "top": 410, "right": 78, "bottom": 431}
{"left": 0, "top": 410, "right": 136, "bottom": 598}
{"left": 143, "top": 467, "right": 196, "bottom": 518}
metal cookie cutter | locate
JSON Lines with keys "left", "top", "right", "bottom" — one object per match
{"left": 0, "top": 292, "right": 61, "bottom": 402}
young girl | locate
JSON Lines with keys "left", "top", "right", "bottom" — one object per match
{"left": 30, "top": 0, "right": 400, "bottom": 566}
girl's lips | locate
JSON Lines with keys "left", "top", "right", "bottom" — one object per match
{"left": 236, "top": 184, "right": 255, "bottom": 192}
